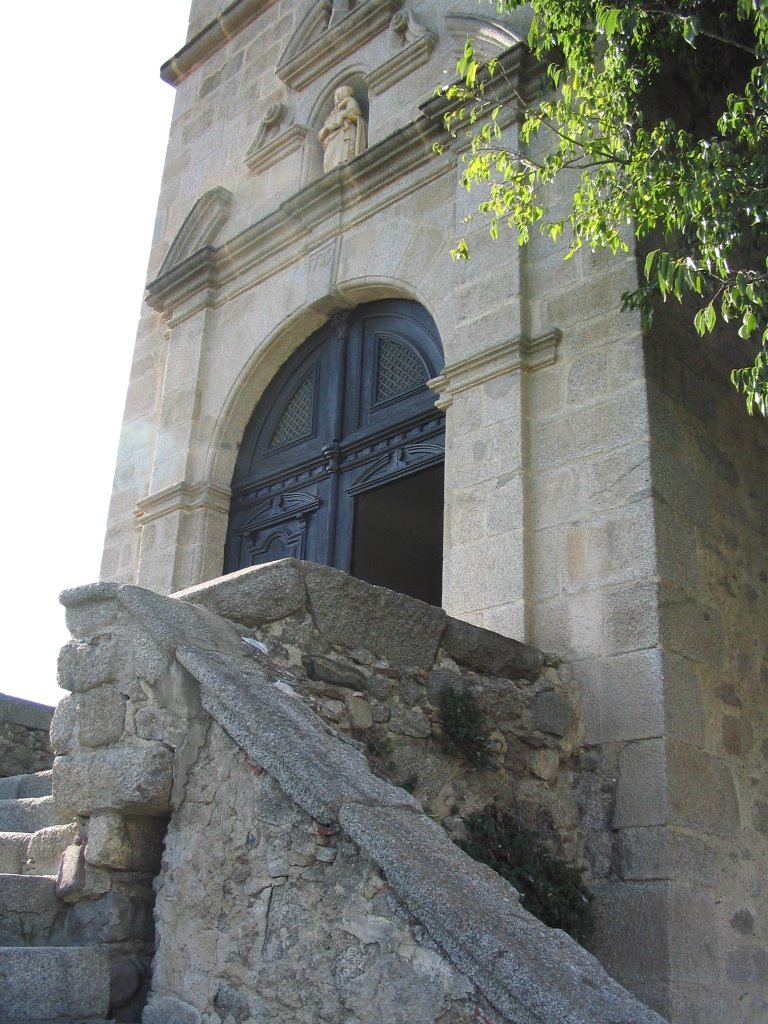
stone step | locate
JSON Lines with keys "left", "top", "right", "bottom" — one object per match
{"left": 0, "top": 797, "right": 62, "bottom": 834}
{"left": 0, "top": 823, "right": 75, "bottom": 877}
{"left": 25, "top": 823, "right": 78, "bottom": 876}
{"left": 0, "top": 874, "right": 66, "bottom": 946}
{"left": 0, "top": 772, "right": 53, "bottom": 800}
{"left": 0, "top": 946, "right": 111, "bottom": 1020}
{"left": 0, "top": 832, "right": 30, "bottom": 874}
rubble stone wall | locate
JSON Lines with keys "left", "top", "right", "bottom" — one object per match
{"left": 151, "top": 719, "right": 503, "bottom": 1024}
{"left": 53, "top": 563, "right": 665, "bottom": 1024}
{"left": 0, "top": 693, "right": 54, "bottom": 778}
{"left": 177, "top": 561, "right": 584, "bottom": 856}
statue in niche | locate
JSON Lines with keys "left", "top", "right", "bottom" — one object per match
{"left": 318, "top": 85, "right": 367, "bottom": 172}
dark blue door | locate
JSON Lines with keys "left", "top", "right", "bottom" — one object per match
{"left": 225, "top": 300, "right": 445, "bottom": 602}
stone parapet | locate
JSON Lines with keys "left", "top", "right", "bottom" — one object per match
{"left": 0, "top": 693, "right": 54, "bottom": 779}
{"left": 53, "top": 563, "right": 666, "bottom": 1024}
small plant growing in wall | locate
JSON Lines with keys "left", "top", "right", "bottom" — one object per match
{"left": 459, "top": 803, "right": 595, "bottom": 946}
{"left": 364, "top": 728, "right": 393, "bottom": 760}
{"left": 437, "top": 684, "right": 489, "bottom": 764}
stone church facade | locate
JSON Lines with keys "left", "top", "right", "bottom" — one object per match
{"left": 100, "top": 2, "right": 768, "bottom": 1022}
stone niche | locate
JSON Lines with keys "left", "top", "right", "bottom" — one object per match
{"left": 52, "top": 561, "right": 664, "bottom": 1024}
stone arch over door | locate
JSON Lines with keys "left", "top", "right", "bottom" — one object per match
{"left": 225, "top": 299, "right": 445, "bottom": 604}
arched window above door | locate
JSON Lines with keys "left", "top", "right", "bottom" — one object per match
{"left": 225, "top": 300, "right": 445, "bottom": 604}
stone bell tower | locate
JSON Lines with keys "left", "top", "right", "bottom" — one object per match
{"left": 99, "top": 3, "right": 768, "bottom": 1022}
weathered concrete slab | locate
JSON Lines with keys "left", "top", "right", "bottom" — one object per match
{"left": 118, "top": 585, "right": 245, "bottom": 658}
{"left": 0, "top": 946, "right": 110, "bottom": 1019}
{"left": 441, "top": 617, "right": 545, "bottom": 682}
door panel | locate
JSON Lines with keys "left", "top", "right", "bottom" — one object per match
{"left": 225, "top": 299, "right": 445, "bottom": 600}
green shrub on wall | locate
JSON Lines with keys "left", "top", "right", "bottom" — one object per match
{"left": 437, "top": 685, "right": 489, "bottom": 764}
{"left": 459, "top": 803, "right": 595, "bottom": 945}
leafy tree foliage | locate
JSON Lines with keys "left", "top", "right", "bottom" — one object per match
{"left": 442, "top": 1, "right": 768, "bottom": 414}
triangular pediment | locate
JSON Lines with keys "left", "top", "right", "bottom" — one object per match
{"left": 276, "top": 0, "right": 403, "bottom": 91}
{"left": 444, "top": 14, "right": 523, "bottom": 60}
{"left": 278, "top": 0, "right": 333, "bottom": 70}
{"left": 159, "top": 187, "right": 233, "bottom": 276}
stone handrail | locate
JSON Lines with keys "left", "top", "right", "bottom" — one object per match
{"left": 54, "top": 562, "right": 667, "bottom": 1024}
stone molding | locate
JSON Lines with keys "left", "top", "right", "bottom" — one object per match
{"left": 425, "top": 43, "right": 534, "bottom": 152}
{"left": 428, "top": 330, "right": 562, "bottom": 409}
{"left": 274, "top": 0, "right": 331, "bottom": 78}
{"left": 367, "top": 28, "right": 437, "bottom": 95}
{"left": 146, "top": 45, "right": 535, "bottom": 322}
{"left": 134, "top": 482, "right": 232, "bottom": 526}
{"left": 276, "top": 0, "right": 403, "bottom": 91}
{"left": 244, "top": 122, "right": 309, "bottom": 174}
{"left": 159, "top": 187, "right": 233, "bottom": 276}
{"left": 144, "top": 111, "right": 450, "bottom": 320}
{"left": 444, "top": 14, "right": 524, "bottom": 60}
{"left": 160, "top": 0, "right": 277, "bottom": 86}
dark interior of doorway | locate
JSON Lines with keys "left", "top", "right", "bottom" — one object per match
{"left": 350, "top": 465, "right": 444, "bottom": 606}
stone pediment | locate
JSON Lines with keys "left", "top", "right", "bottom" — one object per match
{"left": 444, "top": 14, "right": 523, "bottom": 60}
{"left": 366, "top": 9, "right": 437, "bottom": 95}
{"left": 276, "top": 0, "right": 403, "bottom": 91}
{"left": 158, "top": 186, "right": 233, "bottom": 276}
{"left": 244, "top": 103, "right": 310, "bottom": 173}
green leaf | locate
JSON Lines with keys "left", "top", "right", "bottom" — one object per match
{"left": 447, "top": 0, "right": 768, "bottom": 415}
{"left": 644, "top": 249, "right": 658, "bottom": 281}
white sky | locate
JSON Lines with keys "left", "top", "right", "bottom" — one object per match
{"left": 1, "top": 2, "right": 192, "bottom": 707}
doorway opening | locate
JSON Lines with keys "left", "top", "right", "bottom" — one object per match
{"left": 351, "top": 464, "right": 444, "bottom": 605}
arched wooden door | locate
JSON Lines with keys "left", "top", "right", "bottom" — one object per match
{"left": 225, "top": 300, "right": 445, "bottom": 604}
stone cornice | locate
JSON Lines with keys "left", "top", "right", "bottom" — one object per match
{"left": 135, "top": 482, "right": 232, "bottom": 525}
{"left": 420, "top": 42, "right": 531, "bottom": 126}
{"left": 161, "top": 0, "right": 277, "bottom": 86}
{"left": 145, "top": 111, "right": 450, "bottom": 319}
{"left": 244, "top": 124, "right": 309, "bottom": 174}
{"left": 147, "top": 44, "right": 536, "bottom": 321}
{"left": 366, "top": 31, "right": 437, "bottom": 95}
{"left": 276, "top": 0, "right": 403, "bottom": 91}
{"left": 427, "top": 330, "right": 562, "bottom": 409}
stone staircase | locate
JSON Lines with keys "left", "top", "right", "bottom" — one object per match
{"left": 0, "top": 770, "right": 113, "bottom": 1023}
